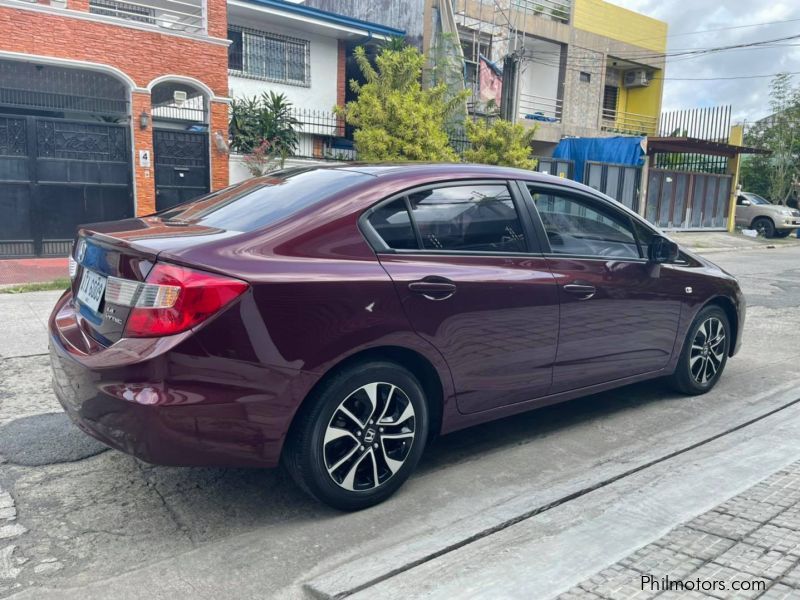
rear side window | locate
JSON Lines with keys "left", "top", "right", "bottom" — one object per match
{"left": 157, "top": 168, "right": 368, "bottom": 232}
{"left": 367, "top": 183, "right": 526, "bottom": 253}
{"left": 367, "top": 198, "right": 418, "bottom": 250}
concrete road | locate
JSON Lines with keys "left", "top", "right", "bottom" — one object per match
{"left": 0, "top": 246, "right": 799, "bottom": 599}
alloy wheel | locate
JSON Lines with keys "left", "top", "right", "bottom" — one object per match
{"left": 689, "top": 317, "right": 726, "bottom": 384}
{"left": 323, "top": 382, "right": 416, "bottom": 492}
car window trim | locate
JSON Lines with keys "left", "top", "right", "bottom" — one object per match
{"left": 359, "top": 179, "right": 542, "bottom": 256}
{"left": 519, "top": 181, "right": 650, "bottom": 263}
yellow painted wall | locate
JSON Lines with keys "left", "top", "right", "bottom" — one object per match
{"left": 573, "top": 0, "right": 667, "bottom": 53}
{"left": 727, "top": 124, "right": 744, "bottom": 232}
{"left": 625, "top": 78, "right": 663, "bottom": 131}
{"left": 611, "top": 77, "right": 662, "bottom": 135}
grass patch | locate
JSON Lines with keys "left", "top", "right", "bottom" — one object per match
{"left": 0, "top": 278, "right": 71, "bottom": 294}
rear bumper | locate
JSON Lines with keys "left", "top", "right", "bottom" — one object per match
{"left": 49, "top": 291, "right": 315, "bottom": 468}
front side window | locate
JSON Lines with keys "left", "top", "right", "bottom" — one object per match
{"left": 529, "top": 187, "right": 640, "bottom": 259}
{"left": 367, "top": 184, "right": 527, "bottom": 253}
{"left": 227, "top": 26, "right": 310, "bottom": 86}
{"left": 742, "top": 192, "right": 770, "bottom": 205}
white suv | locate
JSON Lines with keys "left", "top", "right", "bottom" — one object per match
{"left": 735, "top": 192, "right": 800, "bottom": 238}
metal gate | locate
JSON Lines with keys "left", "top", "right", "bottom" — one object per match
{"left": 645, "top": 169, "right": 732, "bottom": 230}
{"left": 153, "top": 129, "right": 209, "bottom": 211}
{"left": 535, "top": 156, "right": 574, "bottom": 180}
{"left": 584, "top": 161, "right": 642, "bottom": 211}
{"left": 0, "top": 115, "right": 132, "bottom": 257}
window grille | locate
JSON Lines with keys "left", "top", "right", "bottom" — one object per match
{"left": 228, "top": 26, "right": 310, "bottom": 87}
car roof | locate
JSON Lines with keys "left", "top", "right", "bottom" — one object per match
{"left": 303, "top": 162, "right": 588, "bottom": 190}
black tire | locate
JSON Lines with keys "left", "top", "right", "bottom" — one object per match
{"left": 752, "top": 217, "right": 776, "bottom": 238}
{"left": 283, "top": 361, "right": 428, "bottom": 511}
{"left": 667, "top": 305, "right": 731, "bottom": 395}
{"left": 774, "top": 230, "right": 792, "bottom": 238}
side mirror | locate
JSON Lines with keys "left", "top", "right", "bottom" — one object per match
{"left": 648, "top": 235, "right": 679, "bottom": 264}
{"left": 739, "top": 198, "right": 751, "bottom": 206}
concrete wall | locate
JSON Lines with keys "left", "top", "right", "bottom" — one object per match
{"left": 229, "top": 154, "right": 329, "bottom": 184}
{"left": 560, "top": 45, "right": 603, "bottom": 134}
{"left": 518, "top": 36, "right": 562, "bottom": 114}
{"left": 304, "top": 0, "right": 425, "bottom": 47}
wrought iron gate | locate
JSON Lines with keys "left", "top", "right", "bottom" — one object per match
{"left": 153, "top": 129, "right": 209, "bottom": 211}
{"left": 0, "top": 115, "right": 132, "bottom": 257}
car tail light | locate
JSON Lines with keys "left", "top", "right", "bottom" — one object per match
{"left": 68, "top": 255, "right": 78, "bottom": 280}
{"left": 122, "top": 263, "right": 248, "bottom": 338}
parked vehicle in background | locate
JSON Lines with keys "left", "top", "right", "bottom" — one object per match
{"left": 49, "top": 164, "right": 745, "bottom": 511}
{"left": 735, "top": 192, "right": 800, "bottom": 238}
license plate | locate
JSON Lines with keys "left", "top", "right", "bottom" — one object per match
{"left": 77, "top": 269, "right": 107, "bottom": 314}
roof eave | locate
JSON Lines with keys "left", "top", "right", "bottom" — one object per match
{"left": 227, "top": 0, "right": 404, "bottom": 41}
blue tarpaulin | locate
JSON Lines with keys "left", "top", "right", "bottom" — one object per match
{"left": 552, "top": 136, "right": 645, "bottom": 182}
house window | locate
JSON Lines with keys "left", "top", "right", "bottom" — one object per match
{"left": 602, "top": 84, "right": 618, "bottom": 120}
{"left": 458, "top": 26, "right": 492, "bottom": 104}
{"left": 227, "top": 26, "right": 310, "bottom": 87}
{"left": 579, "top": 71, "right": 591, "bottom": 83}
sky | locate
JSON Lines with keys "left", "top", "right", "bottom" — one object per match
{"left": 609, "top": 0, "right": 800, "bottom": 123}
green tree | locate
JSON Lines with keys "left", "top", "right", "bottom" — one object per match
{"left": 463, "top": 118, "right": 538, "bottom": 170}
{"left": 741, "top": 74, "right": 800, "bottom": 203}
{"left": 336, "top": 45, "right": 467, "bottom": 162}
{"left": 229, "top": 92, "right": 299, "bottom": 167}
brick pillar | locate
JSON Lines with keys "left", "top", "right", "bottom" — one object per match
{"left": 205, "top": 0, "right": 227, "bottom": 38}
{"left": 131, "top": 92, "right": 156, "bottom": 216}
{"left": 209, "top": 100, "right": 229, "bottom": 191}
{"left": 67, "top": 0, "right": 89, "bottom": 10}
{"left": 336, "top": 40, "right": 346, "bottom": 136}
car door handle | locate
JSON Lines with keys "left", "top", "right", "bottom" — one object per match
{"left": 563, "top": 283, "right": 596, "bottom": 300}
{"left": 408, "top": 279, "right": 457, "bottom": 301}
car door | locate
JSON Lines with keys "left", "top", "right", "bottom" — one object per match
{"left": 735, "top": 194, "right": 754, "bottom": 227}
{"left": 361, "top": 180, "right": 560, "bottom": 414}
{"left": 521, "top": 182, "right": 685, "bottom": 393}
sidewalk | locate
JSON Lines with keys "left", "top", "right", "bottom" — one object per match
{"left": 0, "top": 259, "right": 68, "bottom": 286}
{"left": 669, "top": 231, "right": 800, "bottom": 255}
{"left": 0, "top": 290, "right": 63, "bottom": 357}
{"left": 560, "top": 465, "right": 800, "bottom": 599}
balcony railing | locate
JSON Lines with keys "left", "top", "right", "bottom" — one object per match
{"left": 511, "top": 0, "right": 571, "bottom": 24}
{"left": 518, "top": 93, "right": 562, "bottom": 123}
{"left": 602, "top": 109, "right": 658, "bottom": 136}
{"left": 89, "top": 0, "right": 205, "bottom": 34}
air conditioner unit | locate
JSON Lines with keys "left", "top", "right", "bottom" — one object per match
{"left": 623, "top": 69, "right": 650, "bottom": 88}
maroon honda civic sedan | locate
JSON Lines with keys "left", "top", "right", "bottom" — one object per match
{"left": 49, "top": 164, "right": 745, "bottom": 510}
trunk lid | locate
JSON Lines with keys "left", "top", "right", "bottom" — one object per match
{"left": 72, "top": 216, "right": 238, "bottom": 345}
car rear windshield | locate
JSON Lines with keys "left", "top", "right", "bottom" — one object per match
{"left": 156, "top": 168, "right": 369, "bottom": 232}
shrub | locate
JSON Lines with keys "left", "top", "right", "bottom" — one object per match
{"left": 463, "top": 119, "right": 538, "bottom": 170}
{"left": 336, "top": 45, "right": 467, "bottom": 162}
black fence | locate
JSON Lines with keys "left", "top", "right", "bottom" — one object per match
{"left": 287, "top": 108, "right": 354, "bottom": 161}
{"left": 282, "top": 111, "right": 484, "bottom": 162}
{"left": 656, "top": 105, "right": 732, "bottom": 174}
